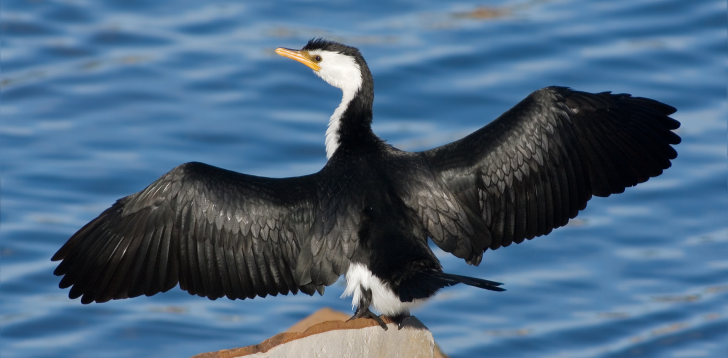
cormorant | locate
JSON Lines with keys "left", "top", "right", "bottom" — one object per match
{"left": 52, "top": 39, "right": 680, "bottom": 330}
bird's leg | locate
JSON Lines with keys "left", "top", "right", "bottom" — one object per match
{"left": 386, "top": 312, "right": 410, "bottom": 330}
{"left": 346, "top": 285, "right": 388, "bottom": 330}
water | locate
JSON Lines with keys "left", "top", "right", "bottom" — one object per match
{"left": 1, "top": 0, "right": 726, "bottom": 357}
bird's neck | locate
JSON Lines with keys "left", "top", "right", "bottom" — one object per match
{"left": 326, "top": 77, "right": 375, "bottom": 159}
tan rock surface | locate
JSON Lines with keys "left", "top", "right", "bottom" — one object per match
{"left": 192, "top": 308, "right": 448, "bottom": 358}
{"left": 286, "top": 307, "right": 350, "bottom": 333}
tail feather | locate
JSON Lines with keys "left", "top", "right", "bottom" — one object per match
{"left": 442, "top": 273, "right": 505, "bottom": 291}
{"left": 398, "top": 271, "right": 505, "bottom": 302}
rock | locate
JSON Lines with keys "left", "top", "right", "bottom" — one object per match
{"left": 286, "top": 307, "right": 350, "bottom": 333}
{"left": 192, "top": 308, "right": 448, "bottom": 358}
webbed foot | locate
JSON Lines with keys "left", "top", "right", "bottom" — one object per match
{"left": 347, "top": 307, "right": 388, "bottom": 330}
{"left": 387, "top": 312, "right": 410, "bottom": 330}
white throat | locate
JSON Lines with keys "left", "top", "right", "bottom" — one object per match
{"left": 307, "top": 50, "right": 363, "bottom": 159}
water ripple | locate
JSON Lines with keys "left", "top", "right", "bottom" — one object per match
{"left": 1, "top": 0, "right": 726, "bottom": 357}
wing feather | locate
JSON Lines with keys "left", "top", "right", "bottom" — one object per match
{"left": 52, "top": 162, "right": 322, "bottom": 303}
{"left": 418, "top": 86, "right": 680, "bottom": 260}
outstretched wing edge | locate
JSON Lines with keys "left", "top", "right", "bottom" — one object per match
{"left": 52, "top": 162, "right": 323, "bottom": 303}
{"left": 417, "top": 86, "right": 680, "bottom": 262}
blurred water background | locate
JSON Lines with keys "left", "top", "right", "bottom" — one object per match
{"left": 1, "top": 0, "right": 726, "bottom": 357}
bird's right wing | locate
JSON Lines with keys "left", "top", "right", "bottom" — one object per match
{"left": 418, "top": 87, "right": 680, "bottom": 263}
{"left": 52, "top": 162, "right": 321, "bottom": 304}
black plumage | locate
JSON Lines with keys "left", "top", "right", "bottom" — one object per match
{"left": 53, "top": 39, "right": 679, "bottom": 325}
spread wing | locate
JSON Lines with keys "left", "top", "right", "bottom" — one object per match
{"left": 52, "top": 162, "right": 322, "bottom": 303}
{"left": 415, "top": 86, "right": 680, "bottom": 263}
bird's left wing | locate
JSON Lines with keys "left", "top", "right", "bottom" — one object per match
{"left": 409, "top": 87, "right": 680, "bottom": 264}
{"left": 52, "top": 162, "right": 320, "bottom": 303}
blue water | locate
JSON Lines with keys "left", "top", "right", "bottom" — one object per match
{"left": 2, "top": 0, "right": 726, "bottom": 357}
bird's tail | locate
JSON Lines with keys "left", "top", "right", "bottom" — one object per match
{"left": 398, "top": 271, "right": 505, "bottom": 302}
{"left": 437, "top": 272, "right": 505, "bottom": 291}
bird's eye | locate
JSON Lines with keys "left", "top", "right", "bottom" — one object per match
{"left": 314, "top": 55, "right": 322, "bottom": 62}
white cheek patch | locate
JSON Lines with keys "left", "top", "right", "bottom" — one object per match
{"left": 307, "top": 50, "right": 363, "bottom": 159}
{"left": 308, "top": 50, "right": 363, "bottom": 92}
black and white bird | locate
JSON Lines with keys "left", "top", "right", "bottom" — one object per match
{"left": 52, "top": 39, "right": 680, "bottom": 330}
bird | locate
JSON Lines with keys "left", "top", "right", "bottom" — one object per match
{"left": 52, "top": 38, "right": 680, "bottom": 330}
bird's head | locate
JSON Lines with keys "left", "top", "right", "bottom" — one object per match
{"left": 275, "top": 39, "right": 370, "bottom": 96}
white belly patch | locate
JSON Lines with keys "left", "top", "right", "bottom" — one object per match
{"left": 340, "top": 263, "right": 426, "bottom": 316}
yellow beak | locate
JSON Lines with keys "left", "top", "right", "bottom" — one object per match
{"left": 275, "top": 48, "right": 321, "bottom": 72}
